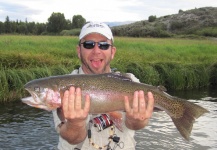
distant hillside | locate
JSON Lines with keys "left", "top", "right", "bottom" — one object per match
{"left": 112, "top": 7, "right": 217, "bottom": 38}
{"left": 105, "top": 21, "right": 135, "bottom": 27}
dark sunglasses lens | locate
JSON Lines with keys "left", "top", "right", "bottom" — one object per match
{"left": 99, "top": 42, "right": 110, "bottom": 50}
{"left": 83, "top": 41, "right": 95, "bottom": 49}
{"left": 82, "top": 41, "right": 111, "bottom": 50}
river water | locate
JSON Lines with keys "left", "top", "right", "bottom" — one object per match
{"left": 0, "top": 88, "right": 216, "bottom": 150}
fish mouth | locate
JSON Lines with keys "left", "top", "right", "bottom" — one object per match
{"left": 25, "top": 89, "right": 42, "bottom": 104}
{"left": 21, "top": 96, "right": 35, "bottom": 104}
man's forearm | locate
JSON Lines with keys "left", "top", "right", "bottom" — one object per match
{"left": 125, "top": 117, "right": 149, "bottom": 130}
{"left": 59, "top": 120, "right": 87, "bottom": 144}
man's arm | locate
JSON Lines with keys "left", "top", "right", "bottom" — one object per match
{"left": 59, "top": 87, "right": 90, "bottom": 144}
{"left": 59, "top": 119, "right": 87, "bottom": 144}
{"left": 125, "top": 91, "right": 154, "bottom": 130}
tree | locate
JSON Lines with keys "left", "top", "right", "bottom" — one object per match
{"left": 10, "top": 21, "right": 17, "bottom": 33}
{"left": 148, "top": 15, "right": 157, "bottom": 22}
{"left": 72, "top": 15, "right": 86, "bottom": 28}
{"left": 0, "top": 21, "right": 5, "bottom": 33}
{"left": 17, "top": 23, "right": 28, "bottom": 34}
{"left": 179, "top": 9, "right": 184, "bottom": 13}
{"left": 65, "top": 19, "right": 72, "bottom": 30}
{"left": 27, "top": 22, "right": 36, "bottom": 34}
{"left": 5, "top": 16, "right": 11, "bottom": 33}
{"left": 47, "top": 12, "right": 67, "bottom": 33}
{"left": 34, "top": 23, "right": 47, "bottom": 35}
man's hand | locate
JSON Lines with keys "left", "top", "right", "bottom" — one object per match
{"left": 62, "top": 87, "right": 90, "bottom": 123}
{"left": 59, "top": 87, "right": 90, "bottom": 144}
{"left": 124, "top": 91, "right": 154, "bottom": 130}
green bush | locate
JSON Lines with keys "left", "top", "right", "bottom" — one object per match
{"left": 60, "top": 29, "right": 81, "bottom": 36}
{"left": 209, "top": 62, "right": 217, "bottom": 87}
{"left": 170, "top": 21, "right": 186, "bottom": 30}
{"left": 196, "top": 27, "right": 217, "bottom": 37}
{"left": 148, "top": 15, "right": 157, "bottom": 22}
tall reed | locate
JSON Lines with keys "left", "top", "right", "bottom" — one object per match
{"left": 0, "top": 66, "right": 71, "bottom": 102}
{"left": 0, "top": 35, "right": 217, "bottom": 102}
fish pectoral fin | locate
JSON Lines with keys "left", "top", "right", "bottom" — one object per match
{"left": 108, "top": 111, "right": 124, "bottom": 132}
{"left": 57, "top": 108, "right": 65, "bottom": 122}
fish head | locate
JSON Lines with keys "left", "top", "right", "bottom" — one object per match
{"left": 22, "top": 78, "right": 61, "bottom": 111}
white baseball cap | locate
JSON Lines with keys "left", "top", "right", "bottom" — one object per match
{"left": 79, "top": 21, "right": 114, "bottom": 42}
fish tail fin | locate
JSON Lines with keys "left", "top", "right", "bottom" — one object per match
{"left": 171, "top": 100, "right": 209, "bottom": 140}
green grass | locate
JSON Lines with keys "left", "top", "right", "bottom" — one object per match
{"left": 0, "top": 35, "right": 217, "bottom": 102}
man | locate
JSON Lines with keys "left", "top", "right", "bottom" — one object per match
{"left": 53, "top": 21, "right": 154, "bottom": 150}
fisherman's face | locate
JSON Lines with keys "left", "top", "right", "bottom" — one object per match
{"left": 77, "top": 33, "right": 116, "bottom": 74}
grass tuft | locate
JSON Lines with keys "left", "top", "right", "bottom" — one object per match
{"left": 0, "top": 35, "right": 217, "bottom": 102}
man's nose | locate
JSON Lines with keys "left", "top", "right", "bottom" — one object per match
{"left": 92, "top": 43, "right": 101, "bottom": 53}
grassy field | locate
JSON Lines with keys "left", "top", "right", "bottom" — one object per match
{"left": 0, "top": 35, "right": 217, "bottom": 102}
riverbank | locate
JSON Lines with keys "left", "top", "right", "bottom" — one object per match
{"left": 0, "top": 35, "right": 217, "bottom": 102}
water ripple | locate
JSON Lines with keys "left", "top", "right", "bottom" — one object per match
{"left": 135, "top": 98, "right": 217, "bottom": 150}
{"left": 0, "top": 96, "right": 216, "bottom": 149}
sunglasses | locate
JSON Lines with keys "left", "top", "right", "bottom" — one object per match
{"left": 80, "top": 41, "right": 112, "bottom": 50}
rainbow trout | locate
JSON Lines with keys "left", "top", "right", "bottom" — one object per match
{"left": 22, "top": 73, "right": 209, "bottom": 140}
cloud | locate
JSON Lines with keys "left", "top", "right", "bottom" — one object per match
{"left": 0, "top": 1, "right": 41, "bottom": 22}
{"left": 119, "top": 0, "right": 217, "bottom": 20}
{"left": 0, "top": 0, "right": 217, "bottom": 23}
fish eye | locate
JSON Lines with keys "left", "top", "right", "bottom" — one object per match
{"left": 34, "top": 87, "right": 40, "bottom": 92}
{"left": 34, "top": 87, "right": 45, "bottom": 92}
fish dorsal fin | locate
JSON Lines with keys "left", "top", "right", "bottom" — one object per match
{"left": 105, "top": 72, "right": 132, "bottom": 82}
{"left": 157, "top": 85, "right": 167, "bottom": 92}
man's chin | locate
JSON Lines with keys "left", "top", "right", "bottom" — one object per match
{"left": 91, "top": 69, "right": 104, "bottom": 74}
{"left": 89, "top": 67, "right": 106, "bottom": 74}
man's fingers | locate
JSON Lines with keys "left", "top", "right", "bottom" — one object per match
{"left": 124, "top": 96, "right": 131, "bottom": 113}
{"left": 68, "top": 87, "right": 75, "bottom": 111}
{"left": 133, "top": 91, "right": 139, "bottom": 113}
{"left": 74, "top": 88, "right": 82, "bottom": 110}
{"left": 83, "top": 95, "right": 90, "bottom": 115}
{"left": 62, "top": 90, "right": 69, "bottom": 112}
{"left": 146, "top": 92, "right": 154, "bottom": 117}
{"left": 139, "top": 90, "right": 146, "bottom": 113}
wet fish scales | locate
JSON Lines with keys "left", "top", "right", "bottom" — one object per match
{"left": 23, "top": 73, "right": 209, "bottom": 140}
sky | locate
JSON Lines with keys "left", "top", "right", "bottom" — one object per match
{"left": 0, "top": 0, "right": 217, "bottom": 23}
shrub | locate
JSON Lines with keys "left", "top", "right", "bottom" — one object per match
{"left": 210, "top": 62, "right": 217, "bottom": 86}
{"left": 170, "top": 21, "right": 186, "bottom": 30}
{"left": 60, "top": 29, "right": 81, "bottom": 36}
{"left": 179, "top": 9, "right": 184, "bottom": 13}
{"left": 148, "top": 15, "right": 157, "bottom": 22}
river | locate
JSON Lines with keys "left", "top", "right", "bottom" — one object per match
{"left": 0, "top": 88, "right": 216, "bottom": 150}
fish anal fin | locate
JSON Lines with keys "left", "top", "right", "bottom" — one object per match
{"left": 108, "top": 111, "right": 123, "bottom": 132}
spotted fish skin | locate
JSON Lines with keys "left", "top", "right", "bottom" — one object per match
{"left": 22, "top": 73, "right": 209, "bottom": 140}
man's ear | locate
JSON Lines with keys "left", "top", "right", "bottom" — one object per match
{"left": 76, "top": 45, "right": 81, "bottom": 58}
{"left": 111, "top": 46, "right": 116, "bottom": 59}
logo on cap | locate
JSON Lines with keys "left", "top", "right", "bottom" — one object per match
{"left": 86, "top": 23, "right": 105, "bottom": 28}
{"left": 79, "top": 21, "right": 114, "bottom": 42}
